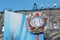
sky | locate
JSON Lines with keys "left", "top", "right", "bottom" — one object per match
{"left": 0, "top": 0, "right": 60, "bottom": 11}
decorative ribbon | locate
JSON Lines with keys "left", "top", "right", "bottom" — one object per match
{"left": 36, "top": 35, "right": 39, "bottom": 40}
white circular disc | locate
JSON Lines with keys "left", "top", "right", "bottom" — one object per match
{"left": 30, "top": 16, "right": 44, "bottom": 28}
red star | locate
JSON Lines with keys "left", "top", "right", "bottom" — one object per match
{"left": 44, "top": 18, "right": 48, "bottom": 20}
{"left": 35, "top": 12, "right": 39, "bottom": 16}
{"left": 30, "top": 27, "right": 35, "bottom": 30}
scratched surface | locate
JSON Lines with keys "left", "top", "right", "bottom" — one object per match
{"left": 4, "top": 10, "right": 44, "bottom": 40}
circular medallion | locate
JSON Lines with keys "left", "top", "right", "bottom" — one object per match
{"left": 30, "top": 16, "right": 44, "bottom": 28}
{"left": 26, "top": 12, "right": 49, "bottom": 34}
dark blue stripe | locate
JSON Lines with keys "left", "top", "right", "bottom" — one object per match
{"left": 23, "top": 29, "right": 28, "bottom": 40}
{"left": 18, "top": 14, "right": 26, "bottom": 40}
{"left": 39, "top": 33, "right": 44, "bottom": 40}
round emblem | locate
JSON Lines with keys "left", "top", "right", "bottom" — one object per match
{"left": 30, "top": 16, "right": 44, "bottom": 28}
{"left": 26, "top": 12, "right": 49, "bottom": 34}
